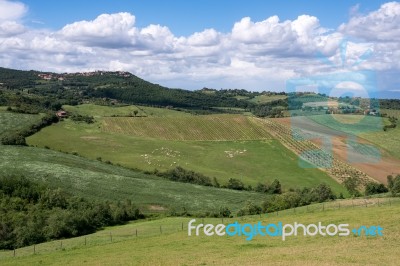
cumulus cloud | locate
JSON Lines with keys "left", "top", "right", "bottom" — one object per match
{"left": 339, "top": 2, "right": 400, "bottom": 42}
{"left": 0, "top": 2, "right": 399, "bottom": 94}
{"left": 0, "top": 0, "right": 26, "bottom": 36}
{"left": 0, "top": 21, "right": 25, "bottom": 36}
{"left": 0, "top": 0, "right": 27, "bottom": 21}
{"left": 60, "top": 12, "right": 136, "bottom": 48}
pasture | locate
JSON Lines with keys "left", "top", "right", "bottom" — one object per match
{"left": 63, "top": 104, "right": 191, "bottom": 118}
{"left": 0, "top": 145, "right": 268, "bottom": 213}
{"left": 0, "top": 110, "right": 42, "bottom": 137}
{"left": 1, "top": 197, "right": 399, "bottom": 265}
{"left": 27, "top": 116, "right": 345, "bottom": 192}
{"left": 249, "top": 94, "right": 287, "bottom": 104}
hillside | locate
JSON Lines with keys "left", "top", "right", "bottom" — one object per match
{"left": 1, "top": 197, "right": 399, "bottom": 265}
{"left": 0, "top": 145, "right": 268, "bottom": 214}
{"left": 26, "top": 106, "right": 346, "bottom": 192}
{"left": 101, "top": 115, "right": 271, "bottom": 140}
{"left": 0, "top": 67, "right": 250, "bottom": 110}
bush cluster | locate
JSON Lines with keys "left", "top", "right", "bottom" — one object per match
{"left": 1, "top": 113, "right": 59, "bottom": 145}
{"left": 0, "top": 176, "right": 144, "bottom": 249}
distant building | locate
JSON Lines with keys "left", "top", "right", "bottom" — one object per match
{"left": 56, "top": 111, "right": 68, "bottom": 118}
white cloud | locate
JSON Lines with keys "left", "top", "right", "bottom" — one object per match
{"left": 0, "top": 21, "right": 25, "bottom": 36}
{"left": 0, "top": 0, "right": 26, "bottom": 36}
{"left": 0, "top": 0, "right": 27, "bottom": 21}
{"left": 339, "top": 2, "right": 400, "bottom": 42}
{"left": 61, "top": 12, "right": 136, "bottom": 47}
{"left": 0, "top": 3, "right": 399, "bottom": 95}
{"left": 187, "top": 28, "right": 220, "bottom": 47}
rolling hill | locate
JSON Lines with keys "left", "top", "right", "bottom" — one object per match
{"left": 1, "top": 197, "right": 399, "bottom": 265}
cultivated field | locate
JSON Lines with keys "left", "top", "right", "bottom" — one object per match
{"left": 358, "top": 109, "right": 400, "bottom": 159}
{"left": 307, "top": 113, "right": 400, "bottom": 160}
{"left": 249, "top": 94, "right": 287, "bottom": 104}
{"left": 102, "top": 115, "right": 271, "bottom": 140}
{"left": 309, "top": 114, "right": 383, "bottom": 135}
{"left": 1, "top": 197, "right": 399, "bottom": 265}
{"left": 63, "top": 104, "right": 191, "bottom": 118}
{"left": 27, "top": 114, "right": 345, "bottom": 192}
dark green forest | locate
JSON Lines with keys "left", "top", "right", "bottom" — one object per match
{"left": 0, "top": 176, "right": 144, "bottom": 250}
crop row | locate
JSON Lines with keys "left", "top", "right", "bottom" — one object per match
{"left": 101, "top": 115, "right": 272, "bottom": 141}
{"left": 255, "top": 118, "right": 375, "bottom": 186}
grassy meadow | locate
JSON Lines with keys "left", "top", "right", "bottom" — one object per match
{"left": 63, "top": 104, "right": 192, "bottom": 118}
{"left": 1, "top": 197, "right": 399, "bottom": 265}
{"left": 26, "top": 107, "right": 345, "bottom": 192}
{"left": 249, "top": 94, "right": 287, "bottom": 104}
{"left": 0, "top": 144, "right": 270, "bottom": 213}
{"left": 0, "top": 111, "right": 42, "bottom": 137}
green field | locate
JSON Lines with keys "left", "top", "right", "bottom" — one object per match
{"left": 0, "top": 110, "right": 42, "bottom": 137}
{"left": 27, "top": 113, "right": 345, "bottom": 192}
{"left": 102, "top": 115, "right": 271, "bottom": 140}
{"left": 2, "top": 197, "right": 398, "bottom": 265}
{"left": 0, "top": 145, "right": 269, "bottom": 213}
{"left": 308, "top": 114, "right": 400, "bottom": 160}
{"left": 63, "top": 104, "right": 191, "bottom": 118}
{"left": 359, "top": 109, "right": 400, "bottom": 159}
{"left": 308, "top": 114, "right": 384, "bottom": 135}
{"left": 381, "top": 109, "right": 400, "bottom": 118}
{"left": 249, "top": 94, "right": 287, "bottom": 104}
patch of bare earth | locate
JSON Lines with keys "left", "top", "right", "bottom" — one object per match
{"left": 148, "top": 205, "right": 167, "bottom": 211}
{"left": 275, "top": 117, "right": 400, "bottom": 184}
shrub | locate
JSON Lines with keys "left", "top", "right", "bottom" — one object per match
{"left": 226, "top": 178, "right": 245, "bottom": 190}
{"left": 364, "top": 181, "right": 388, "bottom": 196}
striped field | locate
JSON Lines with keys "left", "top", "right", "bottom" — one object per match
{"left": 102, "top": 114, "right": 272, "bottom": 140}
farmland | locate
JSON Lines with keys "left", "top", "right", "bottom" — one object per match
{"left": 0, "top": 145, "right": 268, "bottom": 213}
{"left": 102, "top": 115, "right": 271, "bottom": 140}
{"left": 0, "top": 110, "right": 42, "bottom": 137}
{"left": 63, "top": 104, "right": 191, "bottom": 118}
{"left": 1, "top": 197, "right": 399, "bottom": 265}
{"left": 357, "top": 109, "right": 400, "bottom": 159}
{"left": 308, "top": 114, "right": 383, "bottom": 135}
{"left": 307, "top": 114, "right": 400, "bottom": 160}
{"left": 27, "top": 110, "right": 346, "bottom": 192}
{"left": 249, "top": 94, "right": 287, "bottom": 104}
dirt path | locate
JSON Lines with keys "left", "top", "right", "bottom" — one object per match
{"left": 276, "top": 117, "right": 400, "bottom": 184}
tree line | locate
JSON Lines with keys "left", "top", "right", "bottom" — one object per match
{"left": 0, "top": 175, "right": 144, "bottom": 250}
{"left": 1, "top": 113, "right": 59, "bottom": 146}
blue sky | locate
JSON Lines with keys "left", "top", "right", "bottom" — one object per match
{"left": 23, "top": 0, "right": 387, "bottom": 35}
{"left": 0, "top": 0, "right": 399, "bottom": 98}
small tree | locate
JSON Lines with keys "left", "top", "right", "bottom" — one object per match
{"left": 133, "top": 110, "right": 139, "bottom": 116}
{"left": 364, "top": 182, "right": 388, "bottom": 196}
{"left": 343, "top": 177, "right": 360, "bottom": 196}
{"left": 226, "top": 178, "right": 245, "bottom": 190}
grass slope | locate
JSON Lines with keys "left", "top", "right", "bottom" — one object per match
{"left": 102, "top": 115, "right": 271, "bottom": 140}
{"left": 27, "top": 118, "right": 345, "bottom": 192}
{"left": 0, "top": 145, "right": 268, "bottom": 213}
{"left": 249, "top": 94, "right": 287, "bottom": 104}
{"left": 1, "top": 198, "right": 399, "bottom": 265}
{"left": 0, "top": 111, "right": 42, "bottom": 137}
{"left": 63, "top": 104, "right": 191, "bottom": 118}
{"left": 309, "top": 114, "right": 400, "bottom": 160}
